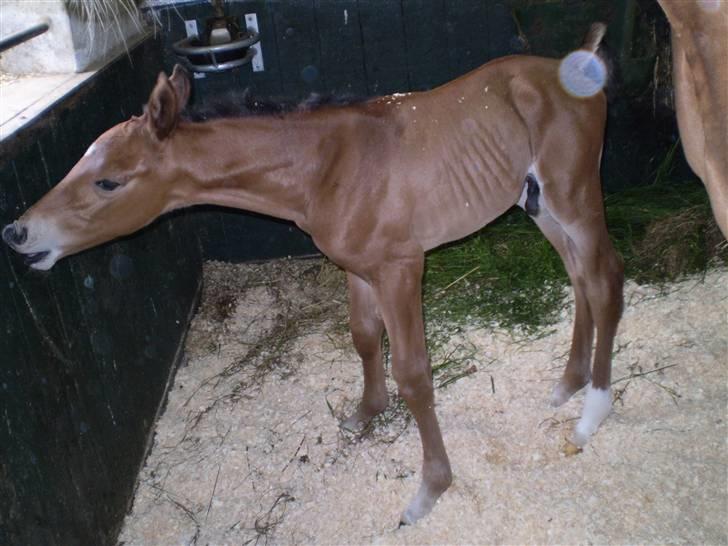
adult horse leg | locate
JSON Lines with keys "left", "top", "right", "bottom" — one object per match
{"left": 372, "top": 251, "right": 452, "bottom": 524}
{"left": 340, "top": 272, "right": 388, "bottom": 432}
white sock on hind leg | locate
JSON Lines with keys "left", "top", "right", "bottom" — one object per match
{"left": 573, "top": 385, "right": 612, "bottom": 446}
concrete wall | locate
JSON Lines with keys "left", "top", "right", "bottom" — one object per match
{"left": 0, "top": 0, "right": 147, "bottom": 73}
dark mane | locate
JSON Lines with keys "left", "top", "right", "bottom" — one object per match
{"left": 183, "top": 90, "right": 366, "bottom": 122}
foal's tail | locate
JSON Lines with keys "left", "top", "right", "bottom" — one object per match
{"left": 582, "top": 22, "right": 607, "bottom": 53}
{"left": 582, "top": 22, "right": 619, "bottom": 99}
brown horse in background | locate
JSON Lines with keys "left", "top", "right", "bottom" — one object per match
{"left": 657, "top": 0, "right": 728, "bottom": 239}
{"left": 2, "top": 25, "right": 622, "bottom": 524}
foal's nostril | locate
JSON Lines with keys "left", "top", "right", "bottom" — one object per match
{"left": 2, "top": 222, "right": 28, "bottom": 246}
{"left": 1, "top": 224, "right": 13, "bottom": 245}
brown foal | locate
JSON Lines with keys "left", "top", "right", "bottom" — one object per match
{"left": 657, "top": 0, "right": 728, "bottom": 239}
{"left": 3, "top": 25, "right": 623, "bottom": 524}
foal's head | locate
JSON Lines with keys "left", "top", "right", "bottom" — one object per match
{"left": 2, "top": 65, "right": 191, "bottom": 270}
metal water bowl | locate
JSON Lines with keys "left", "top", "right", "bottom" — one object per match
{"left": 172, "top": 28, "right": 259, "bottom": 73}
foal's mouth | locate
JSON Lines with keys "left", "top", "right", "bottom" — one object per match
{"left": 24, "top": 250, "right": 50, "bottom": 265}
{"left": 2, "top": 221, "right": 64, "bottom": 270}
{"left": 14, "top": 247, "right": 62, "bottom": 270}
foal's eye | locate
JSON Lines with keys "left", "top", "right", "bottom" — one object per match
{"left": 95, "top": 179, "right": 121, "bottom": 192}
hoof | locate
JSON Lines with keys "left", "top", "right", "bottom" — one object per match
{"left": 340, "top": 412, "right": 369, "bottom": 433}
{"left": 549, "top": 376, "right": 589, "bottom": 407}
{"left": 572, "top": 385, "right": 612, "bottom": 446}
{"left": 339, "top": 401, "right": 387, "bottom": 433}
{"left": 400, "top": 489, "right": 438, "bottom": 525}
{"left": 399, "top": 476, "right": 451, "bottom": 525}
{"left": 571, "top": 428, "right": 590, "bottom": 447}
{"left": 549, "top": 382, "right": 574, "bottom": 407}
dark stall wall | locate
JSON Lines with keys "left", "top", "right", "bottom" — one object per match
{"left": 0, "top": 37, "right": 202, "bottom": 546}
{"left": 155, "top": 0, "right": 518, "bottom": 97}
{"left": 148, "top": 0, "right": 680, "bottom": 262}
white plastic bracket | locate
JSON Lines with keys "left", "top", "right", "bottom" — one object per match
{"left": 183, "top": 19, "right": 206, "bottom": 79}
{"left": 244, "top": 13, "right": 264, "bottom": 72}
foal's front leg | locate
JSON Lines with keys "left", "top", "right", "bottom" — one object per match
{"left": 341, "top": 272, "right": 388, "bottom": 432}
{"left": 373, "top": 253, "right": 452, "bottom": 524}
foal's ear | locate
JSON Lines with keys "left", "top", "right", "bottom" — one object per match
{"left": 169, "top": 64, "right": 191, "bottom": 110}
{"left": 146, "top": 65, "right": 190, "bottom": 140}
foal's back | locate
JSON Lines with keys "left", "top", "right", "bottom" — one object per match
{"left": 307, "top": 54, "right": 607, "bottom": 256}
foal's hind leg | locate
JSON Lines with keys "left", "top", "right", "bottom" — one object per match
{"left": 528, "top": 173, "right": 624, "bottom": 445}
{"left": 559, "top": 218, "right": 622, "bottom": 444}
{"left": 340, "top": 272, "right": 388, "bottom": 432}
{"left": 564, "top": 218, "right": 623, "bottom": 445}
{"left": 527, "top": 207, "right": 595, "bottom": 406}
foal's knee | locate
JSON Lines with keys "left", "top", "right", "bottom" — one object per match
{"left": 350, "top": 317, "right": 383, "bottom": 360}
{"left": 392, "top": 357, "right": 433, "bottom": 404}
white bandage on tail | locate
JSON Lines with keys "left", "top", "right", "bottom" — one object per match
{"left": 573, "top": 385, "right": 612, "bottom": 446}
{"left": 558, "top": 50, "right": 607, "bottom": 98}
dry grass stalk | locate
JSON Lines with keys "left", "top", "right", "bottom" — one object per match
{"left": 65, "top": 0, "right": 146, "bottom": 54}
{"left": 633, "top": 205, "right": 726, "bottom": 281}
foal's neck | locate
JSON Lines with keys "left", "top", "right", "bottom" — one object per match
{"left": 172, "top": 115, "right": 327, "bottom": 226}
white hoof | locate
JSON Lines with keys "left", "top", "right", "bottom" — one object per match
{"left": 400, "top": 483, "right": 438, "bottom": 526}
{"left": 550, "top": 381, "right": 573, "bottom": 407}
{"left": 572, "top": 386, "right": 612, "bottom": 446}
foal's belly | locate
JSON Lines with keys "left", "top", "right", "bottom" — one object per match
{"left": 412, "top": 172, "right": 523, "bottom": 252}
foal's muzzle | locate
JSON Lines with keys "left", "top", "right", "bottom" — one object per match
{"left": 2, "top": 221, "right": 27, "bottom": 247}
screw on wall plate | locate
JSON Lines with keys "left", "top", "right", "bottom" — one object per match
{"left": 184, "top": 19, "right": 198, "bottom": 37}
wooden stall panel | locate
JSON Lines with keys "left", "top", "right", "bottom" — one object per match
{"left": 444, "top": 1, "right": 491, "bottom": 77}
{"left": 0, "top": 37, "right": 202, "bottom": 545}
{"left": 315, "top": 0, "right": 368, "bottom": 96}
{"left": 400, "top": 0, "right": 451, "bottom": 90}
{"left": 487, "top": 2, "right": 520, "bottom": 59}
{"left": 356, "top": 0, "right": 409, "bottom": 94}
{"left": 271, "top": 0, "right": 324, "bottom": 95}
